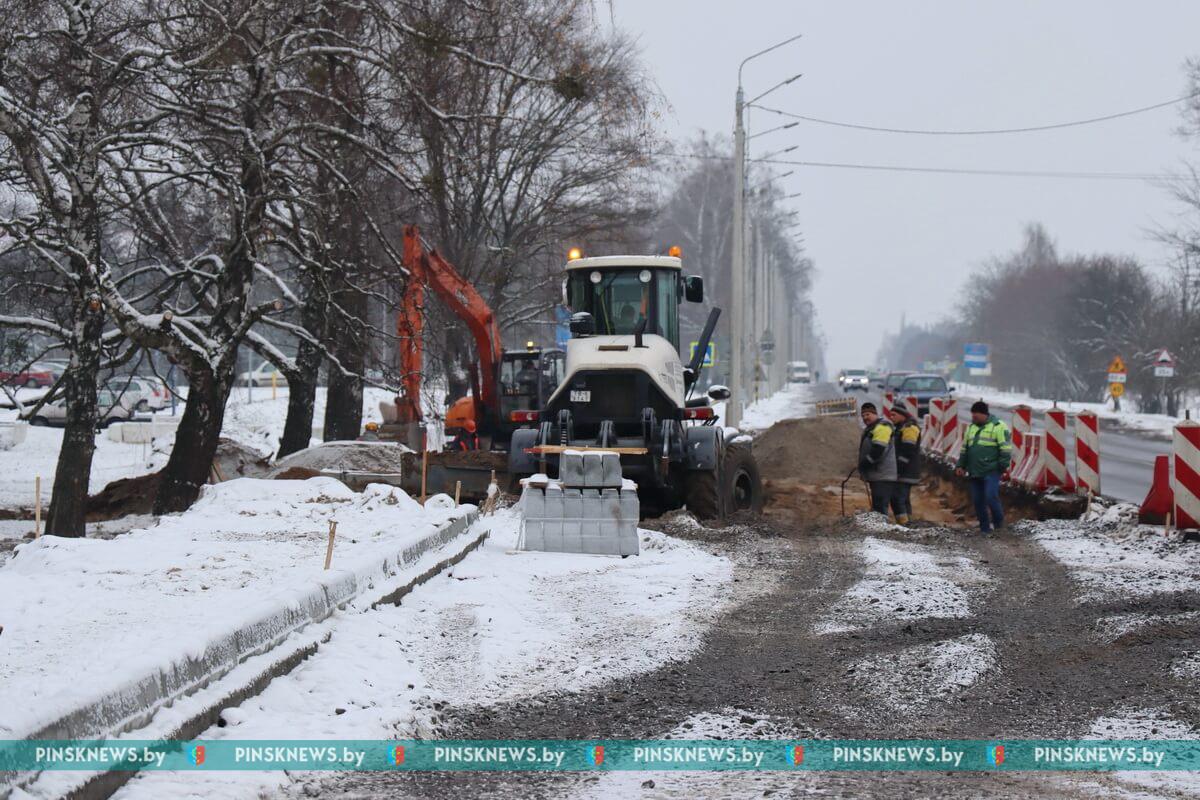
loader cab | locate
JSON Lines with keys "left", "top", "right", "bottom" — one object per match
{"left": 564, "top": 255, "right": 702, "bottom": 353}
{"left": 495, "top": 346, "right": 565, "bottom": 445}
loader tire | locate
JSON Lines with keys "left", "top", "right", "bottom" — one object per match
{"left": 723, "top": 441, "right": 764, "bottom": 514}
{"left": 684, "top": 464, "right": 722, "bottom": 520}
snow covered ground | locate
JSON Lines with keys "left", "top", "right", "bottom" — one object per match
{"left": 0, "top": 477, "right": 471, "bottom": 741}
{"left": 815, "top": 536, "right": 992, "bottom": 635}
{"left": 112, "top": 511, "right": 733, "bottom": 800}
{"left": 847, "top": 634, "right": 997, "bottom": 716}
{"left": 0, "top": 386, "right": 398, "bottom": 510}
{"left": 1031, "top": 513, "right": 1200, "bottom": 603}
{"left": 952, "top": 381, "right": 1181, "bottom": 439}
{"left": 737, "top": 383, "right": 820, "bottom": 432}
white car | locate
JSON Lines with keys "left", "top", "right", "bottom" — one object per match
{"left": 23, "top": 388, "right": 137, "bottom": 428}
{"left": 840, "top": 369, "right": 870, "bottom": 391}
{"left": 787, "top": 361, "right": 811, "bottom": 384}
{"left": 238, "top": 362, "right": 288, "bottom": 388}
{"left": 108, "top": 376, "right": 171, "bottom": 411}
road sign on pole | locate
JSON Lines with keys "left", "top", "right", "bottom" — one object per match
{"left": 1153, "top": 348, "right": 1176, "bottom": 378}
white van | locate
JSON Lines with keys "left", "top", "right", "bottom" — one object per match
{"left": 787, "top": 361, "right": 811, "bottom": 384}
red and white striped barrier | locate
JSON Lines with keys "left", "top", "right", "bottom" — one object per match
{"left": 882, "top": 391, "right": 894, "bottom": 414}
{"left": 1075, "top": 411, "right": 1100, "bottom": 496}
{"left": 945, "top": 421, "right": 964, "bottom": 463}
{"left": 1172, "top": 420, "right": 1200, "bottom": 529}
{"left": 1014, "top": 433, "right": 1046, "bottom": 491}
{"left": 938, "top": 398, "right": 960, "bottom": 457}
{"left": 1010, "top": 404, "right": 1033, "bottom": 474}
{"left": 903, "top": 395, "right": 920, "bottom": 419}
{"left": 925, "top": 398, "right": 946, "bottom": 452}
{"left": 1043, "top": 409, "right": 1076, "bottom": 492}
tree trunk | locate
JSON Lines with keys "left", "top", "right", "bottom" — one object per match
{"left": 44, "top": 303, "right": 104, "bottom": 537}
{"left": 323, "top": 282, "right": 366, "bottom": 441}
{"left": 278, "top": 338, "right": 323, "bottom": 457}
{"left": 153, "top": 369, "right": 229, "bottom": 514}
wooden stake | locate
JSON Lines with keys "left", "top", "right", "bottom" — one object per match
{"left": 454, "top": 480, "right": 461, "bottom": 506}
{"left": 34, "top": 475, "right": 41, "bottom": 538}
{"left": 271, "top": 370, "right": 277, "bottom": 401}
{"left": 420, "top": 442, "right": 429, "bottom": 504}
{"left": 324, "top": 520, "right": 337, "bottom": 570}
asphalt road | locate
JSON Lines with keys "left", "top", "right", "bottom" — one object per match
{"left": 839, "top": 383, "right": 1168, "bottom": 505}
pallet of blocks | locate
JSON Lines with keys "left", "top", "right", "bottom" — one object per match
{"left": 518, "top": 449, "right": 639, "bottom": 556}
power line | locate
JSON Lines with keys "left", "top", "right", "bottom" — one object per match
{"left": 755, "top": 91, "right": 1200, "bottom": 136}
{"left": 643, "top": 149, "right": 1184, "bottom": 181}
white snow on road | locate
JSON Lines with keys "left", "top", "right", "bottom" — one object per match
{"left": 845, "top": 634, "right": 997, "bottom": 716}
{"left": 114, "top": 511, "right": 731, "bottom": 800}
{"left": 1033, "top": 522, "right": 1200, "bottom": 602}
{"left": 815, "top": 537, "right": 990, "bottom": 634}
{"left": 1088, "top": 709, "right": 1200, "bottom": 797}
{"left": 737, "top": 383, "right": 821, "bottom": 432}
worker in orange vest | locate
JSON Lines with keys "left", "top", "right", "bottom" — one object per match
{"left": 450, "top": 419, "right": 479, "bottom": 451}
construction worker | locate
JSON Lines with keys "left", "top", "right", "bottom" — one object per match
{"left": 955, "top": 400, "right": 1012, "bottom": 534}
{"left": 857, "top": 402, "right": 897, "bottom": 515}
{"left": 450, "top": 419, "right": 479, "bottom": 451}
{"left": 887, "top": 406, "right": 922, "bottom": 525}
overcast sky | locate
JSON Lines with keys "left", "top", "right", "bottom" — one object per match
{"left": 611, "top": 0, "right": 1200, "bottom": 372}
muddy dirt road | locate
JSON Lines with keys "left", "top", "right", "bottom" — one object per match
{"left": 284, "top": 399, "right": 1200, "bottom": 799}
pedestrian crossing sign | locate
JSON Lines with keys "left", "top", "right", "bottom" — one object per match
{"left": 689, "top": 341, "right": 715, "bottom": 368}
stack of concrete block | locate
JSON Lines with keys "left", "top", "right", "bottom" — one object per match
{"left": 519, "top": 450, "right": 639, "bottom": 556}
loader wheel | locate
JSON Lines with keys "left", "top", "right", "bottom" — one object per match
{"left": 724, "top": 442, "right": 764, "bottom": 514}
{"left": 684, "top": 465, "right": 722, "bottom": 520}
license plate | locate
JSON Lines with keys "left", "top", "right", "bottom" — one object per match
{"left": 570, "top": 390, "right": 591, "bottom": 402}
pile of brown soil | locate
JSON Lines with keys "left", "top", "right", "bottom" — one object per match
{"left": 753, "top": 417, "right": 861, "bottom": 485}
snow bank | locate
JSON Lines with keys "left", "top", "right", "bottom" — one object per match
{"left": 0, "top": 477, "right": 472, "bottom": 740}
{"left": 953, "top": 381, "right": 1180, "bottom": 439}
{"left": 114, "top": 511, "right": 732, "bottom": 799}
{"left": 816, "top": 537, "right": 990, "bottom": 634}
{"left": 739, "top": 383, "right": 821, "bottom": 432}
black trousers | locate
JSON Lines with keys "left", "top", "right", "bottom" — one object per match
{"left": 867, "top": 481, "right": 895, "bottom": 515}
{"left": 891, "top": 482, "right": 914, "bottom": 517}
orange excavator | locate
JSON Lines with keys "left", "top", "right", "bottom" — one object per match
{"left": 386, "top": 225, "right": 564, "bottom": 456}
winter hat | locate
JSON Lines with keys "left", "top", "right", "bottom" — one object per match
{"left": 888, "top": 405, "right": 910, "bottom": 418}
{"left": 971, "top": 400, "right": 989, "bottom": 415}
{"left": 860, "top": 402, "right": 877, "bottom": 413}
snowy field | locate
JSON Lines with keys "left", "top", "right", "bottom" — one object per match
{"left": 112, "top": 510, "right": 733, "bottom": 800}
{"left": 0, "top": 386, "right": 398, "bottom": 511}
{"left": 736, "top": 382, "right": 820, "bottom": 432}
{"left": 0, "top": 477, "right": 471, "bottom": 741}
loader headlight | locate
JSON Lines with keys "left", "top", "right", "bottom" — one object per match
{"left": 639, "top": 269, "right": 651, "bottom": 283}
{"left": 590, "top": 270, "right": 602, "bottom": 284}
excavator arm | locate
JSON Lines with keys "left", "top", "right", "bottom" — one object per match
{"left": 395, "top": 224, "right": 502, "bottom": 427}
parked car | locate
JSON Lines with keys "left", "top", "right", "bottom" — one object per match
{"left": 839, "top": 368, "right": 870, "bottom": 391}
{"left": 237, "top": 361, "right": 288, "bottom": 388}
{"left": 22, "top": 388, "right": 137, "bottom": 427}
{"left": 1, "top": 363, "right": 57, "bottom": 388}
{"left": 109, "top": 376, "right": 170, "bottom": 411}
{"left": 787, "top": 360, "right": 812, "bottom": 384}
{"left": 891, "top": 373, "right": 953, "bottom": 417}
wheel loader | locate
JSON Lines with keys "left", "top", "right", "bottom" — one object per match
{"left": 507, "top": 248, "right": 762, "bottom": 519}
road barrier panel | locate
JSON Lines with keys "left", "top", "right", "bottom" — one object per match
{"left": 1172, "top": 420, "right": 1200, "bottom": 529}
{"left": 925, "top": 397, "right": 946, "bottom": 453}
{"left": 1075, "top": 411, "right": 1100, "bottom": 496}
{"left": 938, "top": 398, "right": 960, "bottom": 457}
{"left": 1013, "top": 433, "right": 1045, "bottom": 490}
{"left": 1043, "top": 409, "right": 1076, "bottom": 492}
{"left": 1139, "top": 454, "right": 1174, "bottom": 525}
{"left": 903, "top": 395, "right": 920, "bottom": 419}
{"left": 882, "top": 391, "right": 894, "bottom": 414}
{"left": 1009, "top": 404, "right": 1033, "bottom": 475}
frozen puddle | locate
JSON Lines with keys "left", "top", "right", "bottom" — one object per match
{"left": 844, "top": 634, "right": 997, "bottom": 716}
{"left": 815, "top": 537, "right": 989, "bottom": 634}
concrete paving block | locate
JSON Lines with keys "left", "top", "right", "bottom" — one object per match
{"left": 619, "top": 487, "right": 640, "bottom": 521}
{"left": 520, "top": 486, "right": 546, "bottom": 518}
{"left": 544, "top": 484, "right": 564, "bottom": 520}
{"left": 582, "top": 452, "right": 605, "bottom": 486}
{"left": 542, "top": 518, "right": 564, "bottom": 552}
{"left": 600, "top": 451, "right": 622, "bottom": 487}
{"left": 522, "top": 523, "right": 545, "bottom": 551}
{"left": 560, "top": 450, "right": 585, "bottom": 487}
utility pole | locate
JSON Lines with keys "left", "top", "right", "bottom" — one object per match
{"left": 729, "top": 85, "right": 746, "bottom": 427}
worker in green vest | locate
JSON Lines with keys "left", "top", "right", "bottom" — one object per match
{"left": 955, "top": 400, "right": 1012, "bottom": 533}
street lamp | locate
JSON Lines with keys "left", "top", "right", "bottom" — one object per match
{"left": 731, "top": 33, "right": 801, "bottom": 427}
{"left": 748, "top": 121, "right": 798, "bottom": 140}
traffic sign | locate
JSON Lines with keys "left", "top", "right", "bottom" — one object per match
{"left": 1108, "top": 373, "right": 1127, "bottom": 384}
{"left": 1107, "top": 355, "right": 1126, "bottom": 374}
{"left": 1110, "top": 383, "right": 1125, "bottom": 398}
{"left": 1154, "top": 349, "right": 1175, "bottom": 365}
{"left": 689, "top": 340, "right": 715, "bottom": 368}
{"left": 1155, "top": 366, "right": 1176, "bottom": 378}
{"left": 964, "top": 343, "right": 990, "bottom": 369}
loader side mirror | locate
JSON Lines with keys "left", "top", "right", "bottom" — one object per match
{"left": 684, "top": 275, "right": 704, "bottom": 303}
{"left": 707, "top": 384, "right": 731, "bottom": 401}
{"left": 569, "top": 311, "right": 595, "bottom": 337}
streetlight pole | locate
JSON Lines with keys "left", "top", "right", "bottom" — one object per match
{"left": 729, "top": 33, "right": 801, "bottom": 427}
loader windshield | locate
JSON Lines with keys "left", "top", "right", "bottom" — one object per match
{"left": 567, "top": 268, "right": 679, "bottom": 348}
